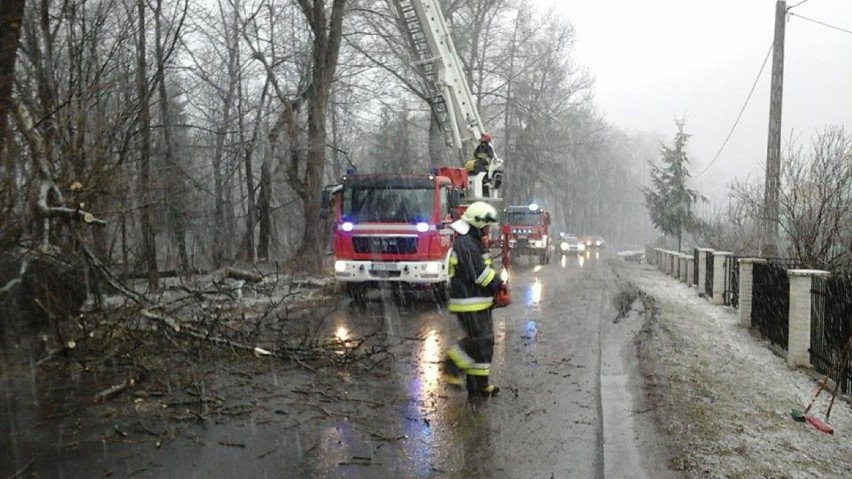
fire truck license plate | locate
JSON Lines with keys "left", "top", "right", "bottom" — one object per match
{"left": 370, "top": 262, "right": 399, "bottom": 271}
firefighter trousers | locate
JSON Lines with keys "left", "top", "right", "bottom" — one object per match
{"left": 446, "top": 309, "right": 494, "bottom": 395}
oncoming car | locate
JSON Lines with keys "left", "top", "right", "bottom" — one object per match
{"left": 580, "top": 235, "right": 606, "bottom": 249}
{"left": 558, "top": 234, "right": 584, "bottom": 254}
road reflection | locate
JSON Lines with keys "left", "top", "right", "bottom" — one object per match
{"left": 558, "top": 250, "right": 603, "bottom": 269}
{"left": 414, "top": 328, "right": 441, "bottom": 395}
{"left": 528, "top": 278, "right": 543, "bottom": 306}
{"left": 401, "top": 327, "right": 441, "bottom": 472}
{"left": 335, "top": 325, "right": 349, "bottom": 342}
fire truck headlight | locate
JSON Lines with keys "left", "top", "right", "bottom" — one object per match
{"left": 415, "top": 222, "right": 429, "bottom": 233}
{"left": 500, "top": 268, "right": 509, "bottom": 282}
{"left": 533, "top": 240, "right": 544, "bottom": 248}
{"left": 341, "top": 222, "right": 354, "bottom": 232}
{"left": 334, "top": 260, "right": 347, "bottom": 273}
{"left": 424, "top": 262, "right": 441, "bottom": 274}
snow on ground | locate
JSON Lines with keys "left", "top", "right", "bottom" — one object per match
{"left": 615, "top": 258, "right": 852, "bottom": 479}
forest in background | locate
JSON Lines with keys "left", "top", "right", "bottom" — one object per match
{"left": 0, "top": 0, "right": 659, "bottom": 293}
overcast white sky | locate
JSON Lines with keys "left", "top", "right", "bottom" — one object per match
{"left": 534, "top": 0, "right": 852, "bottom": 201}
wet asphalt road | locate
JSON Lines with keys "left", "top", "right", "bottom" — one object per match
{"left": 2, "top": 249, "right": 670, "bottom": 478}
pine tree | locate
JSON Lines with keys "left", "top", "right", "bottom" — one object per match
{"left": 643, "top": 120, "right": 701, "bottom": 251}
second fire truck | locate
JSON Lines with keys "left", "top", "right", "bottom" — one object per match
{"left": 503, "top": 204, "right": 552, "bottom": 265}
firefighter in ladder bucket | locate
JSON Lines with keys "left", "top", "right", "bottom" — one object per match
{"left": 443, "top": 201, "right": 508, "bottom": 398}
{"left": 465, "top": 133, "right": 494, "bottom": 176}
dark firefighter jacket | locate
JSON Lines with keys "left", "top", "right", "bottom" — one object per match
{"left": 474, "top": 142, "right": 494, "bottom": 160}
{"left": 448, "top": 225, "right": 500, "bottom": 312}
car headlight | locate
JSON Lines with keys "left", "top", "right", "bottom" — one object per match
{"left": 424, "top": 262, "right": 441, "bottom": 274}
{"left": 560, "top": 242, "right": 569, "bottom": 251}
{"left": 578, "top": 244, "right": 585, "bottom": 251}
{"left": 334, "top": 260, "right": 347, "bottom": 273}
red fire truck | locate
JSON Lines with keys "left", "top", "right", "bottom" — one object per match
{"left": 326, "top": 168, "right": 474, "bottom": 304}
{"left": 502, "top": 204, "right": 552, "bottom": 266}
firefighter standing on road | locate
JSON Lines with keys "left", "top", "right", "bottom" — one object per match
{"left": 443, "top": 201, "right": 503, "bottom": 398}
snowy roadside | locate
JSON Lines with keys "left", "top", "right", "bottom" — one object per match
{"left": 613, "top": 257, "right": 852, "bottom": 479}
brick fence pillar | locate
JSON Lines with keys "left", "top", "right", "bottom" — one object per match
{"left": 686, "top": 256, "right": 695, "bottom": 287}
{"left": 787, "top": 269, "right": 830, "bottom": 368}
{"left": 678, "top": 253, "right": 688, "bottom": 283}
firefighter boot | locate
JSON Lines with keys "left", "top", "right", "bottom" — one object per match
{"left": 467, "top": 376, "right": 499, "bottom": 398}
{"left": 441, "top": 358, "right": 465, "bottom": 388}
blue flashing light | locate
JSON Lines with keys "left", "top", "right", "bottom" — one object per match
{"left": 341, "top": 222, "right": 354, "bottom": 232}
{"left": 415, "top": 222, "right": 429, "bottom": 233}
{"left": 528, "top": 203, "right": 540, "bottom": 211}
{"left": 346, "top": 167, "right": 357, "bottom": 175}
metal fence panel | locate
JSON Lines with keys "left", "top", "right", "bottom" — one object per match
{"left": 705, "top": 252, "right": 714, "bottom": 298}
{"left": 752, "top": 262, "right": 789, "bottom": 350}
{"left": 811, "top": 276, "right": 852, "bottom": 395}
{"left": 693, "top": 248, "right": 699, "bottom": 287}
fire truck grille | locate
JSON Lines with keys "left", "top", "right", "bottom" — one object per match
{"left": 352, "top": 236, "right": 418, "bottom": 254}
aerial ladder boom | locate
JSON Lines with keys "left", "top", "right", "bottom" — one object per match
{"left": 390, "top": 0, "right": 503, "bottom": 200}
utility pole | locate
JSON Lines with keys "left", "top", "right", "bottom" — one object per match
{"left": 763, "top": 0, "right": 786, "bottom": 256}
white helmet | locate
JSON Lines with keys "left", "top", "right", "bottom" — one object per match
{"left": 461, "top": 201, "right": 499, "bottom": 229}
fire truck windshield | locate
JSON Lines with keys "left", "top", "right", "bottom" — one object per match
{"left": 505, "top": 211, "right": 541, "bottom": 226}
{"left": 342, "top": 186, "right": 434, "bottom": 223}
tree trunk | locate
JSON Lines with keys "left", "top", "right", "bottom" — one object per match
{"left": 294, "top": 95, "right": 328, "bottom": 271}
{"left": 241, "top": 78, "right": 268, "bottom": 264}
{"left": 154, "top": 0, "right": 189, "bottom": 276}
{"left": 211, "top": 2, "right": 240, "bottom": 266}
{"left": 289, "top": 0, "right": 347, "bottom": 273}
{"left": 0, "top": 0, "right": 26, "bottom": 164}
{"left": 136, "top": 0, "right": 158, "bottom": 290}
{"left": 257, "top": 154, "right": 272, "bottom": 261}
{"left": 0, "top": 0, "right": 26, "bottom": 233}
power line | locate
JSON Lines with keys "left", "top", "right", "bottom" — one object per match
{"left": 695, "top": 43, "right": 774, "bottom": 178}
{"left": 788, "top": 12, "right": 852, "bottom": 36}
{"left": 787, "top": 0, "right": 811, "bottom": 11}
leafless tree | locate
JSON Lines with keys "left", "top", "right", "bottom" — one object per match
{"left": 779, "top": 126, "right": 852, "bottom": 268}
{"left": 153, "top": 0, "right": 190, "bottom": 275}
{"left": 706, "top": 127, "right": 852, "bottom": 267}
{"left": 260, "top": 0, "right": 346, "bottom": 272}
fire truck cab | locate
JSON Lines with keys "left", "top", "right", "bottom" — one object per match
{"left": 326, "top": 168, "right": 467, "bottom": 304}
{"left": 502, "top": 204, "right": 552, "bottom": 265}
